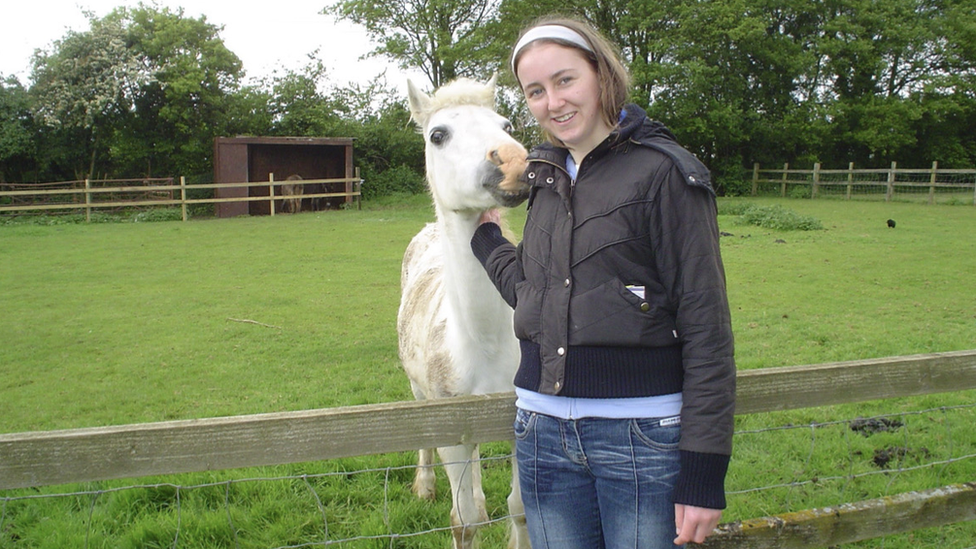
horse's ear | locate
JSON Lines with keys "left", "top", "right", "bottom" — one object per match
{"left": 486, "top": 73, "right": 498, "bottom": 92}
{"left": 407, "top": 79, "right": 431, "bottom": 127}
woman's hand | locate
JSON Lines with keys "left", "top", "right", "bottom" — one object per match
{"left": 478, "top": 208, "right": 501, "bottom": 226}
{"left": 674, "top": 504, "right": 721, "bottom": 545}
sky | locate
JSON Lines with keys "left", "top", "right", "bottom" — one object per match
{"left": 0, "top": 0, "right": 423, "bottom": 94}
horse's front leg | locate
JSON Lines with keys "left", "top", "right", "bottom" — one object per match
{"left": 507, "top": 455, "right": 530, "bottom": 549}
{"left": 413, "top": 447, "right": 437, "bottom": 501}
{"left": 438, "top": 443, "right": 488, "bottom": 549}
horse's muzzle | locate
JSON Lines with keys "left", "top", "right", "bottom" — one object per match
{"left": 483, "top": 143, "right": 530, "bottom": 207}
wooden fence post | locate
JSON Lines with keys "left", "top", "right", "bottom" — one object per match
{"left": 355, "top": 167, "right": 363, "bottom": 210}
{"left": 846, "top": 162, "right": 854, "bottom": 200}
{"left": 812, "top": 163, "right": 821, "bottom": 198}
{"left": 928, "top": 161, "right": 938, "bottom": 205}
{"left": 886, "top": 161, "right": 896, "bottom": 202}
{"left": 752, "top": 163, "right": 760, "bottom": 196}
{"left": 269, "top": 173, "right": 276, "bottom": 217}
{"left": 84, "top": 179, "right": 92, "bottom": 223}
{"left": 180, "top": 176, "right": 188, "bottom": 221}
{"left": 781, "top": 162, "right": 789, "bottom": 197}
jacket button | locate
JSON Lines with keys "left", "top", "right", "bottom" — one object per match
{"left": 564, "top": 278, "right": 570, "bottom": 287}
{"left": 528, "top": 172, "right": 536, "bottom": 179}
{"left": 554, "top": 381, "right": 562, "bottom": 391}
{"left": 557, "top": 347, "right": 565, "bottom": 356}
{"left": 640, "top": 302, "right": 650, "bottom": 312}
{"left": 546, "top": 177, "right": 554, "bottom": 184}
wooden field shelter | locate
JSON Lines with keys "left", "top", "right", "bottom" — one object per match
{"left": 213, "top": 136, "right": 355, "bottom": 217}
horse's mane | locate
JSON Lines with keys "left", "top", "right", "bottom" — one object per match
{"left": 410, "top": 77, "right": 496, "bottom": 127}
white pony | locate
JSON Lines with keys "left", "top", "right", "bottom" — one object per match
{"left": 399, "top": 76, "right": 530, "bottom": 549}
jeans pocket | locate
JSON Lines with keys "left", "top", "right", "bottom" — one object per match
{"left": 513, "top": 408, "right": 536, "bottom": 440}
{"left": 631, "top": 418, "right": 681, "bottom": 451}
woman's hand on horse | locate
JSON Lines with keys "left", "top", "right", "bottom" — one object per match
{"left": 478, "top": 209, "right": 501, "bottom": 226}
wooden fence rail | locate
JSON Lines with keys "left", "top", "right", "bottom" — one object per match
{"left": 2, "top": 349, "right": 976, "bottom": 547}
{"left": 750, "top": 162, "right": 976, "bottom": 205}
{"left": 0, "top": 172, "right": 363, "bottom": 220}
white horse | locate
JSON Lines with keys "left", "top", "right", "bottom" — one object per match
{"left": 399, "top": 76, "right": 530, "bottom": 549}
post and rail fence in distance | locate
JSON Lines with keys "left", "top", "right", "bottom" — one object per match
{"left": 0, "top": 171, "right": 363, "bottom": 221}
{"left": 750, "top": 162, "right": 976, "bottom": 205}
{"left": 2, "top": 350, "right": 975, "bottom": 548}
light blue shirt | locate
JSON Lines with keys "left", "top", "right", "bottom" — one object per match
{"left": 566, "top": 154, "right": 579, "bottom": 180}
{"left": 516, "top": 387, "right": 682, "bottom": 420}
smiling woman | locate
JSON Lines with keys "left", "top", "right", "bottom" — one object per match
{"left": 470, "top": 15, "right": 736, "bottom": 549}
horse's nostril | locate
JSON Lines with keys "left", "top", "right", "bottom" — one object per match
{"left": 489, "top": 150, "right": 502, "bottom": 165}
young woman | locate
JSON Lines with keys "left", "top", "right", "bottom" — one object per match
{"left": 470, "top": 17, "right": 736, "bottom": 548}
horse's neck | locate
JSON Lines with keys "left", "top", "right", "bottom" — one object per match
{"left": 435, "top": 208, "right": 510, "bottom": 330}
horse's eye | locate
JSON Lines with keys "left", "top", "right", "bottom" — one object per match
{"left": 503, "top": 122, "right": 514, "bottom": 134}
{"left": 430, "top": 128, "right": 448, "bottom": 145}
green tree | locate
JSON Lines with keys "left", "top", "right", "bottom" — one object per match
{"left": 26, "top": 5, "right": 247, "bottom": 181}
{"left": 0, "top": 76, "right": 37, "bottom": 183}
{"left": 29, "top": 14, "right": 151, "bottom": 180}
{"left": 814, "top": 0, "right": 932, "bottom": 166}
{"left": 326, "top": 0, "right": 505, "bottom": 87}
{"left": 263, "top": 58, "right": 348, "bottom": 137}
{"left": 331, "top": 77, "right": 426, "bottom": 199}
{"left": 118, "top": 4, "right": 245, "bottom": 177}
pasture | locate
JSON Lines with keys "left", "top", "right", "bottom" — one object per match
{"left": 1, "top": 195, "right": 975, "bottom": 548}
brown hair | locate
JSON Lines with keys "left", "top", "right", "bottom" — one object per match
{"left": 511, "top": 16, "right": 631, "bottom": 143}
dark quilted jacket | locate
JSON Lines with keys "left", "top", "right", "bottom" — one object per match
{"left": 471, "top": 104, "right": 736, "bottom": 509}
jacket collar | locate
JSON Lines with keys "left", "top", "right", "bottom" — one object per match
{"left": 527, "top": 104, "right": 678, "bottom": 167}
{"left": 523, "top": 104, "right": 712, "bottom": 195}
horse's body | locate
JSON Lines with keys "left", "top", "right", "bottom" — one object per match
{"left": 399, "top": 77, "right": 530, "bottom": 549}
{"left": 281, "top": 174, "right": 303, "bottom": 214}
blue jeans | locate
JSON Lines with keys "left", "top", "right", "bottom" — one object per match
{"left": 514, "top": 409, "right": 682, "bottom": 549}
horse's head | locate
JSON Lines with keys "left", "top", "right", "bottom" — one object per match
{"left": 408, "top": 76, "right": 530, "bottom": 212}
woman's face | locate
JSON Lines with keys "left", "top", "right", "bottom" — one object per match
{"left": 516, "top": 42, "right": 612, "bottom": 159}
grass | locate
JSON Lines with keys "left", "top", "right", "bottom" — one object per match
{"left": 1, "top": 195, "right": 975, "bottom": 548}
{"left": 718, "top": 199, "right": 975, "bottom": 368}
{"left": 0, "top": 195, "right": 434, "bottom": 432}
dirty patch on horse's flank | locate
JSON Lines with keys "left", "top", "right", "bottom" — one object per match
{"left": 850, "top": 416, "right": 904, "bottom": 437}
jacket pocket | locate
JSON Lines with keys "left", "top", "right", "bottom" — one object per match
{"left": 513, "top": 281, "right": 543, "bottom": 341}
{"left": 568, "top": 278, "right": 678, "bottom": 347}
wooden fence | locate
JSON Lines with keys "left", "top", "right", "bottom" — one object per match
{"left": 2, "top": 349, "right": 975, "bottom": 547}
{"left": 0, "top": 171, "right": 363, "bottom": 220}
{"left": 751, "top": 162, "right": 976, "bottom": 205}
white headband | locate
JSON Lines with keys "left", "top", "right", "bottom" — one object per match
{"left": 512, "top": 25, "right": 594, "bottom": 74}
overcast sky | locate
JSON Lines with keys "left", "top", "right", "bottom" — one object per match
{"left": 0, "top": 0, "right": 421, "bottom": 93}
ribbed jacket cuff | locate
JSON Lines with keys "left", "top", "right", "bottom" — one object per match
{"left": 470, "top": 222, "right": 507, "bottom": 265}
{"left": 673, "top": 450, "right": 729, "bottom": 510}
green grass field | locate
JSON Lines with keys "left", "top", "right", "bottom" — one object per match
{"left": 1, "top": 195, "right": 975, "bottom": 548}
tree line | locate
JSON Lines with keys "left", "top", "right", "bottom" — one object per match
{"left": 2, "top": 0, "right": 975, "bottom": 197}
